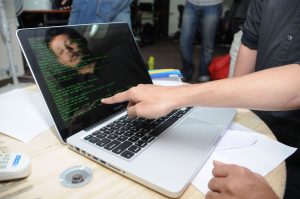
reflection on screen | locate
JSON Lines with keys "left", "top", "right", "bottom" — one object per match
{"left": 27, "top": 24, "right": 152, "bottom": 139}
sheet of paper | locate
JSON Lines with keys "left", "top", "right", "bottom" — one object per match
{"left": 152, "top": 77, "right": 183, "bottom": 86}
{"left": 192, "top": 123, "right": 297, "bottom": 194}
{"left": 216, "top": 130, "right": 257, "bottom": 151}
{"left": 0, "top": 89, "right": 53, "bottom": 142}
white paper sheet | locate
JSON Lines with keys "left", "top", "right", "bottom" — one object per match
{"left": 0, "top": 89, "right": 53, "bottom": 142}
{"left": 192, "top": 123, "right": 297, "bottom": 194}
{"left": 216, "top": 130, "right": 257, "bottom": 151}
{"left": 152, "top": 76, "right": 183, "bottom": 86}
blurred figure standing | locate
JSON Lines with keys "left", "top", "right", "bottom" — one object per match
{"left": 58, "top": 0, "right": 132, "bottom": 27}
{"left": 180, "top": 0, "right": 223, "bottom": 82}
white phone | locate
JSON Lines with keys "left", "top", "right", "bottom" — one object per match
{"left": 0, "top": 151, "right": 31, "bottom": 181}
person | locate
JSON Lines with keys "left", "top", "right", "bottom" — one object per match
{"left": 233, "top": 1, "right": 300, "bottom": 198}
{"left": 227, "top": 0, "right": 251, "bottom": 77}
{"left": 179, "top": 0, "right": 223, "bottom": 82}
{"left": 206, "top": 160, "right": 279, "bottom": 199}
{"left": 59, "top": 0, "right": 132, "bottom": 27}
{"left": 45, "top": 26, "right": 150, "bottom": 134}
{"left": 101, "top": 63, "right": 300, "bottom": 199}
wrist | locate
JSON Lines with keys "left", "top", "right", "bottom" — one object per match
{"left": 171, "top": 84, "right": 195, "bottom": 109}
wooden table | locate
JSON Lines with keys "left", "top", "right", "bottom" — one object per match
{"left": 0, "top": 109, "right": 286, "bottom": 199}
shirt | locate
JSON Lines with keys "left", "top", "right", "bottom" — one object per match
{"left": 241, "top": 0, "right": 300, "bottom": 123}
{"left": 187, "top": 0, "right": 223, "bottom": 6}
{"left": 242, "top": 0, "right": 300, "bottom": 69}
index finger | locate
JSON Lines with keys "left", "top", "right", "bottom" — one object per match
{"left": 212, "top": 160, "right": 232, "bottom": 178}
{"left": 101, "top": 91, "right": 129, "bottom": 104}
{"left": 61, "top": 0, "right": 69, "bottom": 5}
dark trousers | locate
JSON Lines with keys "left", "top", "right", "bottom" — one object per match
{"left": 254, "top": 111, "right": 300, "bottom": 199}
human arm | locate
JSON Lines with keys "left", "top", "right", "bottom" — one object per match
{"left": 233, "top": 43, "right": 257, "bottom": 76}
{"left": 205, "top": 161, "right": 279, "bottom": 199}
{"left": 101, "top": 64, "right": 300, "bottom": 118}
{"left": 233, "top": 0, "right": 262, "bottom": 77}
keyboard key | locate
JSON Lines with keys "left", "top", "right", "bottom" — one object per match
{"left": 140, "top": 128, "right": 151, "bottom": 134}
{"left": 128, "top": 145, "right": 141, "bottom": 153}
{"left": 121, "top": 150, "right": 134, "bottom": 159}
{"left": 96, "top": 138, "right": 111, "bottom": 147}
{"left": 123, "top": 132, "right": 134, "bottom": 137}
{"left": 96, "top": 133, "right": 106, "bottom": 139}
{"left": 149, "top": 116, "right": 178, "bottom": 137}
{"left": 114, "top": 130, "right": 124, "bottom": 135}
{"left": 84, "top": 135, "right": 93, "bottom": 140}
{"left": 128, "top": 136, "right": 139, "bottom": 142}
{"left": 103, "top": 129, "right": 113, "bottom": 134}
{"left": 135, "top": 140, "right": 147, "bottom": 148}
{"left": 134, "top": 132, "right": 145, "bottom": 138}
{"left": 91, "top": 131, "right": 99, "bottom": 136}
{"left": 151, "top": 120, "right": 161, "bottom": 127}
{"left": 141, "top": 135, "right": 155, "bottom": 143}
{"left": 104, "top": 140, "right": 121, "bottom": 151}
{"left": 130, "top": 127, "right": 140, "bottom": 133}
{"left": 117, "top": 135, "right": 127, "bottom": 142}
{"left": 120, "top": 126, "right": 130, "bottom": 131}
{"left": 110, "top": 126, "right": 120, "bottom": 130}
{"left": 88, "top": 137, "right": 100, "bottom": 144}
{"left": 112, "top": 141, "right": 132, "bottom": 154}
{"left": 107, "top": 134, "right": 118, "bottom": 140}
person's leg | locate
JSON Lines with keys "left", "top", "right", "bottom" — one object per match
{"left": 198, "top": 3, "right": 222, "bottom": 82}
{"left": 68, "top": 0, "right": 105, "bottom": 25}
{"left": 180, "top": 2, "right": 200, "bottom": 80}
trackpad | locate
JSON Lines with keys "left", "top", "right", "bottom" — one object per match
{"left": 163, "top": 117, "right": 224, "bottom": 151}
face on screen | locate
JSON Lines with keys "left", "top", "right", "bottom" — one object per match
{"left": 49, "top": 34, "right": 83, "bottom": 68}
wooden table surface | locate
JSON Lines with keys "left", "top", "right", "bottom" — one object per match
{"left": 0, "top": 108, "right": 286, "bottom": 199}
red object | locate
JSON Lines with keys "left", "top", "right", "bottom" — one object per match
{"left": 208, "top": 54, "right": 230, "bottom": 80}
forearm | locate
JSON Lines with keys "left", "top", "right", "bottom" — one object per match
{"left": 233, "top": 44, "right": 257, "bottom": 77}
{"left": 175, "top": 64, "right": 300, "bottom": 111}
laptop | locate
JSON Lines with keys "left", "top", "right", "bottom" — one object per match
{"left": 17, "top": 23, "right": 236, "bottom": 198}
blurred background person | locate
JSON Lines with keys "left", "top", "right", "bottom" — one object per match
{"left": 180, "top": 0, "right": 223, "bottom": 83}
{"left": 233, "top": 0, "right": 300, "bottom": 198}
{"left": 56, "top": 0, "right": 132, "bottom": 27}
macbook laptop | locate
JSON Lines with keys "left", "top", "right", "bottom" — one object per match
{"left": 17, "top": 23, "right": 236, "bottom": 198}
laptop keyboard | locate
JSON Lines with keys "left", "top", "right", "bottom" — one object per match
{"left": 83, "top": 107, "right": 192, "bottom": 160}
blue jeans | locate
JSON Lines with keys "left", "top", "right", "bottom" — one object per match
{"left": 68, "top": 0, "right": 132, "bottom": 27}
{"left": 180, "top": 2, "right": 222, "bottom": 79}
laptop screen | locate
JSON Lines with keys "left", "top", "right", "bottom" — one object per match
{"left": 17, "top": 23, "right": 152, "bottom": 142}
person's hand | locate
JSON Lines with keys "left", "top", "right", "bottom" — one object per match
{"left": 206, "top": 161, "right": 279, "bottom": 199}
{"left": 60, "top": 0, "right": 71, "bottom": 10}
{"left": 101, "top": 84, "right": 179, "bottom": 118}
{"left": 61, "top": 0, "right": 70, "bottom": 5}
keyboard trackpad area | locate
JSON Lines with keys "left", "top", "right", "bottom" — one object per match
{"left": 161, "top": 117, "right": 224, "bottom": 151}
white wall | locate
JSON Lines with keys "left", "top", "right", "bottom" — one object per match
{"left": 168, "top": 0, "right": 233, "bottom": 36}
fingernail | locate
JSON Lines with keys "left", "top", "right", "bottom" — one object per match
{"left": 213, "top": 160, "right": 225, "bottom": 166}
